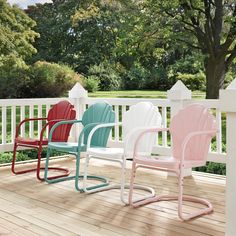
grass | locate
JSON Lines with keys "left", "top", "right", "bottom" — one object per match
{"left": 89, "top": 90, "right": 205, "bottom": 99}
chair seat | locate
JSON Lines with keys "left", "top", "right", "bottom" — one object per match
{"left": 16, "top": 137, "right": 48, "bottom": 146}
{"left": 135, "top": 155, "right": 206, "bottom": 169}
{"left": 48, "top": 142, "right": 86, "bottom": 153}
{"left": 87, "top": 147, "right": 125, "bottom": 159}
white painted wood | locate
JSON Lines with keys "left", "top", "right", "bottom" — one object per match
{"left": 216, "top": 109, "right": 222, "bottom": 153}
{"left": 225, "top": 113, "right": 236, "bottom": 236}
{"left": 11, "top": 106, "right": 16, "bottom": 143}
{"left": 1, "top": 107, "right": 7, "bottom": 144}
{"left": 46, "top": 104, "right": 50, "bottom": 138}
{"left": 219, "top": 79, "right": 236, "bottom": 236}
{"left": 20, "top": 106, "right": 25, "bottom": 137}
{"left": 114, "top": 105, "right": 119, "bottom": 141}
{"left": 29, "top": 105, "right": 34, "bottom": 138}
{"left": 38, "top": 105, "right": 42, "bottom": 139}
{"left": 161, "top": 106, "right": 167, "bottom": 147}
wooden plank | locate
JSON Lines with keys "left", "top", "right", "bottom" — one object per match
{"left": 0, "top": 159, "right": 225, "bottom": 236}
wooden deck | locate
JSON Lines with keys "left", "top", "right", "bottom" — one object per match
{"left": 0, "top": 157, "right": 225, "bottom": 236}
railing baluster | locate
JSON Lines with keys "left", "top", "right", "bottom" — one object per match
{"left": 29, "top": 105, "right": 34, "bottom": 138}
{"left": 11, "top": 106, "right": 16, "bottom": 143}
{"left": 216, "top": 109, "right": 222, "bottom": 153}
{"left": 121, "top": 105, "right": 126, "bottom": 140}
{"left": 2, "top": 106, "right": 7, "bottom": 144}
{"left": 114, "top": 105, "right": 119, "bottom": 141}
{"left": 20, "top": 106, "right": 25, "bottom": 137}
{"left": 162, "top": 106, "right": 167, "bottom": 147}
{"left": 46, "top": 104, "right": 51, "bottom": 138}
{"left": 38, "top": 105, "right": 42, "bottom": 139}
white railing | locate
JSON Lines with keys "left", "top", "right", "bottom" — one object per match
{"left": 0, "top": 93, "right": 226, "bottom": 164}
{"left": 0, "top": 97, "right": 72, "bottom": 152}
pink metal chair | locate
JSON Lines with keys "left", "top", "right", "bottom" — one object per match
{"left": 129, "top": 104, "right": 217, "bottom": 220}
{"left": 11, "top": 100, "right": 76, "bottom": 181}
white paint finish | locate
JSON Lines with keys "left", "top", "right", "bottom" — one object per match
{"left": 1, "top": 107, "right": 7, "bottom": 144}
{"left": 11, "top": 106, "right": 16, "bottom": 143}
{"left": 226, "top": 113, "right": 236, "bottom": 236}
{"left": 114, "top": 105, "right": 119, "bottom": 141}
{"left": 216, "top": 109, "right": 222, "bottom": 153}
{"left": 68, "top": 82, "right": 88, "bottom": 98}
{"left": 38, "top": 105, "right": 42, "bottom": 139}
{"left": 167, "top": 80, "right": 192, "bottom": 100}
{"left": 20, "top": 106, "right": 25, "bottom": 137}
{"left": 29, "top": 105, "right": 34, "bottom": 138}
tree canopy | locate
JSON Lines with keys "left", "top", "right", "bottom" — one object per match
{"left": 20, "top": 0, "right": 236, "bottom": 98}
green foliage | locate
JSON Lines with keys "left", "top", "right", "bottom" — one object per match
{"left": 88, "top": 62, "right": 121, "bottom": 91}
{"left": 84, "top": 75, "right": 100, "bottom": 92}
{"left": 22, "top": 61, "right": 80, "bottom": 98}
{"left": 177, "top": 71, "right": 206, "bottom": 91}
{"left": 0, "top": 0, "right": 38, "bottom": 59}
{"left": 123, "top": 63, "right": 149, "bottom": 90}
{"left": 0, "top": 148, "right": 66, "bottom": 164}
{"left": 0, "top": 151, "right": 31, "bottom": 164}
{"left": 0, "top": 54, "right": 29, "bottom": 98}
{"left": 194, "top": 162, "right": 226, "bottom": 175}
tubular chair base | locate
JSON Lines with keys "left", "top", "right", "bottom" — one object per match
{"left": 130, "top": 194, "right": 213, "bottom": 221}
{"left": 12, "top": 166, "right": 70, "bottom": 181}
{"left": 83, "top": 183, "right": 155, "bottom": 205}
{"left": 45, "top": 174, "right": 109, "bottom": 193}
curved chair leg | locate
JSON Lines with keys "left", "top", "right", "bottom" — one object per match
{"left": 177, "top": 174, "right": 213, "bottom": 220}
{"left": 11, "top": 144, "right": 41, "bottom": 175}
{"left": 83, "top": 156, "right": 155, "bottom": 204}
{"left": 129, "top": 164, "right": 213, "bottom": 220}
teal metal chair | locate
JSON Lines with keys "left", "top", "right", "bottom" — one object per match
{"left": 44, "top": 102, "right": 115, "bottom": 191}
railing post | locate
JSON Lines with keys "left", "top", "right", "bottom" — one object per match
{"left": 219, "top": 78, "right": 236, "bottom": 236}
{"left": 69, "top": 82, "right": 88, "bottom": 141}
{"left": 167, "top": 80, "right": 192, "bottom": 176}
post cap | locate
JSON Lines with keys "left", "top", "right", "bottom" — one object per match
{"left": 220, "top": 78, "right": 236, "bottom": 112}
{"left": 69, "top": 82, "right": 88, "bottom": 98}
{"left": 167, "top": 80, "right": 192, "bottom": 100}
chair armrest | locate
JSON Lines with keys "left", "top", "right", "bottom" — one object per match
{"left": 48, "top": 119, "right": 82, "bottom": 143}
{"left": 87, "top": 122, "right": 122, "bottom": 149}
{"left": 15, "top": 117, "right": 46, "bottom": 138}
{"left": 181, "top": 129, "right": 218, "bottom": 163}
{"left": 132, "top": 127, "right": 169, "bottom": 158}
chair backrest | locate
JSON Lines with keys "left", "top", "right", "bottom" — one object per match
{"left": 169, "top": 104, "right": 216, "bottom": 162}
{"left": 82, "top": 102, "right": 115, "bottom": 147}
{"left": 47, "top": 100, "right": 76, "bottom": 142}
{"left": 123, "top": 102, "right": 162, "bottom": 154}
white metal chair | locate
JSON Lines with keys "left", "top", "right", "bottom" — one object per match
{"left": 128, "top": 104, "right": 217, "bottom": 220}
{"left": 82, "top": 102, "right": 162, "bottom": 204}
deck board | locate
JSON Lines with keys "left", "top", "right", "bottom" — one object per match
{"left": 0, "top": 157, "right": 225, "bottom": 236}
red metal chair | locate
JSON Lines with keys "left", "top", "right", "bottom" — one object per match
{"left": 11, "top": 100, "right": 76, "bottom": 181}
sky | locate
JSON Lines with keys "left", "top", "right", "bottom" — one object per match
{"left": 8, "top": 0, "right": 52, "bottom": 9}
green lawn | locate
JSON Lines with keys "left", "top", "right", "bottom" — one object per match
{"left": 89, "top": 90, "right": 205, "bottom": 99}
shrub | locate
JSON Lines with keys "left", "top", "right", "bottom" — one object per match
{"left": 0, "top": 54, "right": 29, "bottom": 98}
{"left": 88, "top": 62, "right": 122, "bottom": 91}
{"left": 144, "top": 66, "right": 170, "bottom": 90}
{"left": 84, "top": 75, "right": 100, "bottom": 92}
{"left": 22, "top": 61, "right": 80, "bottom": 98}
{"left": 123, "top": 63, "right": 149, "bottom": 90}
{"left": 176, "top": 71, "right": 206, "bottom": 91}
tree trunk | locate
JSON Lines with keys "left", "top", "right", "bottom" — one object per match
{"left": 205, "top": 56, "right": 226, "bottom": 99}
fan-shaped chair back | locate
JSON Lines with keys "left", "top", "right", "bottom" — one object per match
{"left": 82, "top": 102, "right": 115, "bottom": 147}
{"left": 47, "top": 100, "right": 76, "bottom": 142}
{"left": 123, "top": 102, "right": 162, "bottom": 154}
{"left": 170, "top": 104, "right": 216, "bottom": 163}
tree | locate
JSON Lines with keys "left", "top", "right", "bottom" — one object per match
{"left": 0, "top": 0, "right": 39, "bottom": 98}
{"left": 151, "top": 0, "right": 236, "bottom": 98}
{"left": 0, "top": 0, "right": 38, "bottom": 60}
